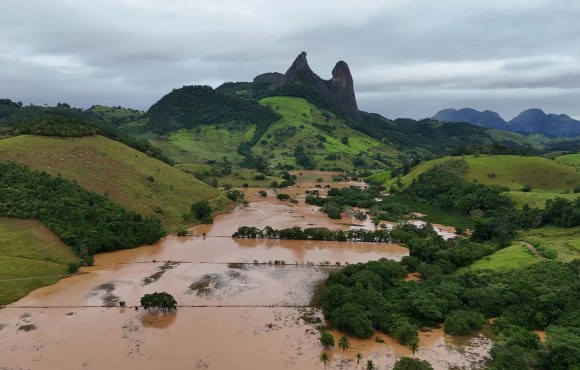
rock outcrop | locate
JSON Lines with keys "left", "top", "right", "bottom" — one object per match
{"left": 253, "top": 52, "right": 360, "bottom": 119}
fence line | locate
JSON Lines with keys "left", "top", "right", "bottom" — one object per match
{"left": 106, "top": 260, "right": 345, "bottom": 267}
{"left": 0, "top": 304, "right": 314, "bottom": 309}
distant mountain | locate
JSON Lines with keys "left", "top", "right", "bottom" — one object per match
{"left": 432, "top": 108, "right": 580, "bottom": 138}
{"left": 509, "top": 109, "right": 580, "bottom": 137}
{"left": 432, "top": 108, "right": 506, "bottom": 129}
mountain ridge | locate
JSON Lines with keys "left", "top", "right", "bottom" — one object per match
{"left": 432, "top": 107, "right": 580, "bottom": 138}
{"left": 253, "top": 51, "right": 361, "bottom": 119}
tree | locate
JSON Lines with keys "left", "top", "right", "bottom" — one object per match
{"left": 320, "top": 352, "right": 330, "bottom": 367}
{"left": 444, "top": 310, "right": 485, "bottom": 336}
{"left": 356, "top": 353, "right": 362, "bottom": 367}
{"left": 320, "top": 331, "right": 335, "bottom": 349}
{"left": 393, "top": 357, "right": 434, "bottom": 370}
{"left": 191, "top": 200, "right": 213, "bottom": 223}
{"left": 411, "top": 338, "right": 419, "bottom": 357}
{"left": 140, "top": 292, "right": 177, "bottom": 312}
{"left": 366, "top": 359, "right": 375, "bottom": 370}
{"left": 338, "top": 335, "right": 351, "bottom": 358}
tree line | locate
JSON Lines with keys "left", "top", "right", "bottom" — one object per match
{"left": 232, "top": 226, "right": 391, "bottom": 242}
{"left": 404, "top": 159, "right": 580, "bottom": 246}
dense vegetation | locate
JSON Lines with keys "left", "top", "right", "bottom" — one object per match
{"left": 146, "top": 85, "right": 280, "bottom": 133}
{"left": 0, "top": 162, "right": 164, "bottom": 263}
{"left": 321, "top": 221, "right": 580, "bottom": 369}
{"left": 305, "top": 185, "right": 383, "bottom": 219}
{"left": 358, "top": 112, "right": 494, "bottom": 157}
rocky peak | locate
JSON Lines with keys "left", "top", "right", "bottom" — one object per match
{"left": 284, "top": 52, "right": 308, "bottom": 79}
{"left": 255, "top": 52, "right": 361, "bottom": 120}
{"left": 330, "top": 61, "right": 353, "bottom": 88}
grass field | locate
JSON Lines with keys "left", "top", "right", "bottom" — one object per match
{"left": 0, "top": 135, "right": 229, "bottom": 231}
{"left": 383, "top": 155, "right": 580, "bottom": 209}
{"left": 388, "top": 155, "right": 580, "bottom": 193}
{"left": 151, "top": 125, "right": 255, "bottom": 164}
{"left": 467, "top": 243, "right": 541, "bottom": 271}
{"left": 0, "top": 217, "right": 79, "bottom": 305}
{"left": 367, "top": 170, "right": 392, "bottom": 184}
{"left": 520, "top": 226, "right": 580, "bottom": 262}
{"left": 385, "top": 195, "right": 474, "bottom": 229}
{"left": 555, "top": 153, "right": 580, "bottom": 169}
{"left": 509, "top": 191, "right": 579, "bottom": 208}
{"left": 486, "top": 129, "right": 554, "bottom": 151}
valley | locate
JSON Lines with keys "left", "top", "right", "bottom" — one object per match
{"left": 1, "top": 47, "right": 580, "bottom": 370}
{"left": 0, "top": 174, "right": 494, "bottom": 370}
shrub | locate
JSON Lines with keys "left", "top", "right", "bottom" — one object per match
{"left": 276, "top": 193, "right": 291, "bottom": 201}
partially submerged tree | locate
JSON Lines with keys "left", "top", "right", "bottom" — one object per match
{"left": 320, "top": 331, "right": 335, "bottom": 349}
{"left": 140, "top": 292, "right": 177, "bottom": 312}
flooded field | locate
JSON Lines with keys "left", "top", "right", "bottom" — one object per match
{"left": 0, "top": 175, "right": 490, "bottom": 369}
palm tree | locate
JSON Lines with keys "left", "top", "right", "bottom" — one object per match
{"left": 338, "top": 336, "right": 350, "bottom": 359}
{"left": 356, "top": 353, "right": 362, "bottom": 368}
{"left": 366, "top": 359, "right": 375, "bottom": 370}
{"left": 411, "top": 339, "right": 419, "bottom": 358}
{"left": 320, "top": 352, "right": 330, "bottom": 368}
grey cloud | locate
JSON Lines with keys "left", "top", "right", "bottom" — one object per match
{"left": 0, "top": 0, "right": 578, "bottom": 120}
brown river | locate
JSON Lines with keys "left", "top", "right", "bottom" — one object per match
{"left": 0, "top": 174, "right": 492, "bottom": 369}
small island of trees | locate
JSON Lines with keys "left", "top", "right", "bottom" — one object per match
{"left": 140, "top": 292, "right": 177, "bottom": 312}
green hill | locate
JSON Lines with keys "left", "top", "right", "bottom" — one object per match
{"left": 0, "top": 135, "right": 229, "bottom": 231}
{"left": 389, "top": 155, "right": 580, "bottom": 192}
{"left": 555, "top": 153, "right": 580, "bottom": 168}
{"left": 0, "top": 217, "right": 79, "bottom": 305}
{"left": 384, "top": 155, "right": 580, "bottom": 208}
{"left": 151, "top": 124, "right": 255, "bottom": 164}
{"left": 254, "top": 97, "right": 397, "bottom": 170}
{"left": 86, "top": 105, "right": 144, "bottom": 126}
{"left": 145, "top": 96, "right": 398, "bottom": 172}
{"left": 486, "top": 129, "right": 553, "bottom": 151}
{"left": 146, "top": 85, "right": 279, "bottom": 134}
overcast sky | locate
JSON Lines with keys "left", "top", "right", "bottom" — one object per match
{"left": 1, "top": 0, "right": 579, "bottom": 120}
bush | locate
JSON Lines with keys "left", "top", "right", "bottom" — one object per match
{"left": 68, "top": 262, "right": 80, "bottom": 273}
{"left": 393, "top": 357, "right": 434, "bottom": 370}
{"left": 276, "top": 193, "right": 291, "bottom": 201}
{"left": 258, "top": 190, "right": 267, "bottom": 197}
{"left": 320, "top": 331, "right": 335, "bottom": 348}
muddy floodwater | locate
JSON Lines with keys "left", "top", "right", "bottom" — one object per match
{"left": 0, "top": 178, "right": 491, "bottom": 369}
